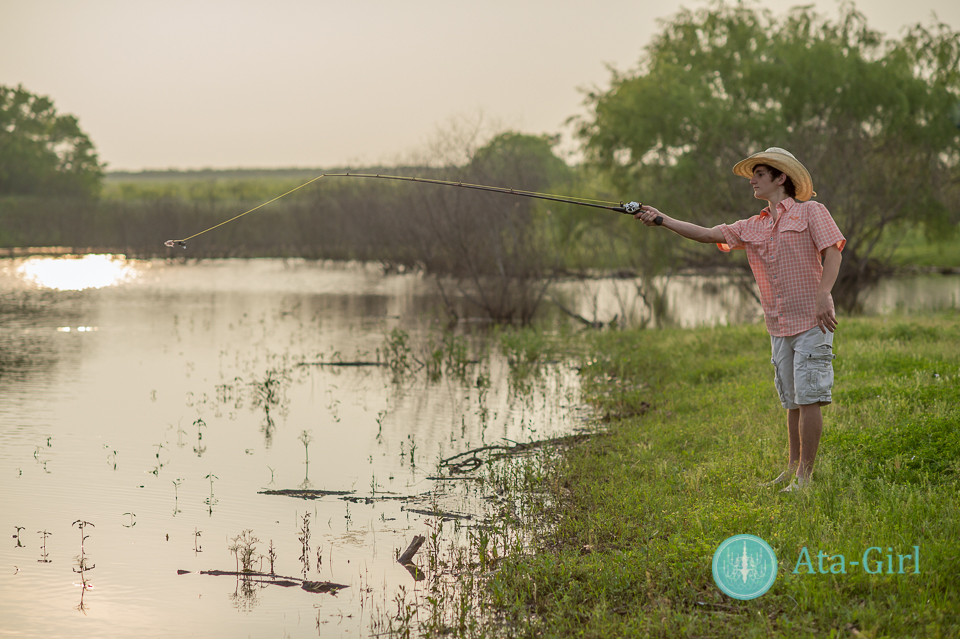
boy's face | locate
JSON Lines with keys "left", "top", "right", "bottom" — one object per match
{"left": 750, "top": 165, "right": 785, "bottom": 201}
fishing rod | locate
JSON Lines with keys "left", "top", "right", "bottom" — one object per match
{"left": 163, "top": 172, "right": 660, "bottom": 248}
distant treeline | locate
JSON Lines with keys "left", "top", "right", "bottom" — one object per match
{"left": 0, "top": 166, "right": 446, "bottom": 260}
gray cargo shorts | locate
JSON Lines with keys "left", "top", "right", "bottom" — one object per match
{"left": 770, "top": 326, "right": 835, "bottom": 409}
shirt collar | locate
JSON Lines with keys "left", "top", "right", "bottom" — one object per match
{"left": 760, "top": 197, "right": 797, "bottom": 218}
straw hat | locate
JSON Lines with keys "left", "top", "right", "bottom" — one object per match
{"left": 733, "top": 147, "right": 816, "bottom": 201}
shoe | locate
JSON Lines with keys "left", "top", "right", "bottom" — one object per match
{"left": 780, "top": 481, "right": 801, "bottom": 493}
{"left": 780, "top": 477, "right": 810, "bottom": 493}
{"left": 762, "top": 471, "right": 791, "bottom": 487}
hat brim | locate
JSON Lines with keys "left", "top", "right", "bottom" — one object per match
{"left": 733, "top": 152, "right": 815, "bottom": 201}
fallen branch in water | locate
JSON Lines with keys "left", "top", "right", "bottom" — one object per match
{"left": 177, "top": 569, "right": 348, "bottom": 593}
{"left": 260, "top": 488, "right": 438, "bottom": 505}
{"left": 439, "top": 433, "right": 593, "bottom": 474}
{"left": 398, "top": 535, "right": 426, "bottom": 565}
{"left": 398, "top": 535, "right": 426, "bottom": 581}
{"left": 301, "top": 580, "right": 349, "bottom": 593}
{"left": 258, "top": 488, "right": 356, "bottom": 499}
{"left": 296, "top": 361, "right": 386, "bottom": 367}
{"left": 402, "top": 507, "right": 473, "bottom": 521}
{"left": 547, "top": 294, "right": 608, "bottom": 329}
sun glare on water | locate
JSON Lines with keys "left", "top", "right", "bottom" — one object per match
{"left": 16, "top": 254, "right": 140, "bottom": 290}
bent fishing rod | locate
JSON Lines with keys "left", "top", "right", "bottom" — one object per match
{"left": 164, "top": 172, "right": 662, "bottom": 249}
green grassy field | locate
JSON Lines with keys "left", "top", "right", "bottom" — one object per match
{"left": 477, "top": 312, "right": 960, "bottom": 637}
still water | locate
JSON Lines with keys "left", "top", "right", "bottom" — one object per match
{"left": 1, "top": 257, "right": 585, "bottom": 638}
{"left": 1, "top": 256, "right": 957, "bottom": 638}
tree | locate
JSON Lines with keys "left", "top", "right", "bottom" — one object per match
{"left": 0, "top": 84, "right": 105, "bottom": 197}
{"left": 576, "top": 1, "right": 960, "bottom": 311}
{"left": 401, "top": 131, "right": 574, "bottom": 323}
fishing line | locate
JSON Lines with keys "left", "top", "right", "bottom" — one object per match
{"left": 164, "top": 172, "right": 654, "bottom": 249}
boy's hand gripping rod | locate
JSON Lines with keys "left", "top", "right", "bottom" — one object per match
{"left": 164, "top": 172, "right": 662, "bottom": 248}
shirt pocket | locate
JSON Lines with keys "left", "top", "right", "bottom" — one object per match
{"left": 739, "top": 226, "right": 772, "bottom": 244}
{"left": 779, "top": 216, "right": 807, "bottom": 234}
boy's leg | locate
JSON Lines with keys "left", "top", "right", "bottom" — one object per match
{"left": 766, "top": 408, "right": 801, "bottom": 486}
{"left": 765, "top": 336, "right": 800, "bottom": 485}
{"left": 797, "top": 403, "right": 823, "bottom": 481}
{"left": 787, "top": 407, "right": 801, "bottom": 470}
{"left": 791, "top": 326, "right": 834, "bottom": 485}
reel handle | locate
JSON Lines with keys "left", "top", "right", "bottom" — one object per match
{"left": 619, "top": 202, "right": 663, "bottom": 225}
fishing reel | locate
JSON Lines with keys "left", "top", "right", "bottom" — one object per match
{"left": 620, "top": 201, "right": 663, "bottom": 225}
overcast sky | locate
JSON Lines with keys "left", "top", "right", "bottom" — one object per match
{"left": 2, "top": 0, "right": 958, "bottom": 171}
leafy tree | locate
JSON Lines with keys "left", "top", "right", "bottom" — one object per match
{"left": 0, "top": 84, "right": 105, "bottom": 197}
{"left": 401, "top": 132, "right": 574, "bottom": 323}
{"left": 577, "top": 1, "right": 960, "bottom": 311}
{"left": 468, "top": 131, "right": 571, "bottom": 190}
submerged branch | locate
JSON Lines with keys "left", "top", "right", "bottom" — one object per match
{"left": 258, "top": 488, "right": 355, "bottom": 498}
{"left": 177, "top": 569, "right": 348, "bottom": 593}
{"left": 439, "top": 433, "right": 593, "bottom": 474}
{"left": 296, "top": 361, "right": 386, "bottom": 367}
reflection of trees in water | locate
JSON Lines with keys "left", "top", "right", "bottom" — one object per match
{"left": 0, "top": 289, "right": 76, "bottom": 385}
{"left": 555, "top": 273, "right": 765, "bottom": 330}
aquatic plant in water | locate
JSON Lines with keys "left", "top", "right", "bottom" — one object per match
{"left": 298, "top": 513, "right": 311, "bottom": 577}
{"left": 204, "top": 474, "right": 218, "bottom": 513}
{"left": 298, "top": 430, "right": 313, "bottom": 464}
{"left": 172, "top": 478, "right": 184, "bottom": 515}
{"left": 37, "top": 530, "right": 52, "bottom": 563}
{"left": 383, "top": 327, "right": 413, "bottom": 380}
{"left": 228, "top": 529, "right": 260, "bottom": 573}
{"left": 193, "top": 418, "right": 206, "bottom": 457}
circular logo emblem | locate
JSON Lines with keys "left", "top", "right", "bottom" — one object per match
{"left": 712, "top": 534, "right": 778, "bottom": 600}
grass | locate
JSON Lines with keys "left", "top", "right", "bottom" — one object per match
{"left": 418, "top": 311, "right": 960, "bottom": 637}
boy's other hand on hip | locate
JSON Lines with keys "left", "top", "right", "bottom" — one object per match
{"left": 815, "top": 293, "right": 838, "bottom": 333}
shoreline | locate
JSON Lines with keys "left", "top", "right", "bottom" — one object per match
{"left": 422, "top": 313, "right": 960, "bottom": 637}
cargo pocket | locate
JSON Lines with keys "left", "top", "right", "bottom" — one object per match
{"left": 801, "top": 349, "right": 835, "bottom": 400}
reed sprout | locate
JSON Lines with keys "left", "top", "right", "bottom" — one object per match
{"left": 228, "top": 530, "right": 260, "bottom": 573}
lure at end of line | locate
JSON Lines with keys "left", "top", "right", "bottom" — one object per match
{"left": 164, "top": 240, "right": 187, "bottom": 249}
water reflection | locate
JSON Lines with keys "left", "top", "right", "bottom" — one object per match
{"left": 560, "top": 271, "right": 960, "bottom": 328}
{"left": 15, "top": 254, "right": 140, "bottom": 290}
{"left": 862, "top": 273, "right": 960, "bottom": 314}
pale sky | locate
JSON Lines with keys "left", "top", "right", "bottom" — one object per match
{"left": 2, "top": 0, "right": 958, "bottom": 171}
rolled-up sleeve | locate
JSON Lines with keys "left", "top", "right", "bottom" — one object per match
{"left": 807, "top": 202, "right": 845, "bottom": 253}
{"left": 717, "top": 221, "right": 746, "bottom": 252}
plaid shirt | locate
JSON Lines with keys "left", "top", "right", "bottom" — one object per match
{"left": 717, "top": 198, "right": 845, "bottom": 337}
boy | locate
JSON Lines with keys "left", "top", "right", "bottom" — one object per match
{"left": 635, "top": 147, "right": 844, "bottom": 491}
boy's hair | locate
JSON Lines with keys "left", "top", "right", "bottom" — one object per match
{"left": 755, "top": 164, "right": 797, "bottom": 198}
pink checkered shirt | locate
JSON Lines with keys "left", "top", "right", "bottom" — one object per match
{"left": 718, "top": 198, "right": 845, "bottom": 337}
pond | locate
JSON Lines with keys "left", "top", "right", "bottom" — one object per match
{"left": 1, "top": 256, "right": 957, "bottom": 638}
{"left": 0, "top": 257, "right": 586, "bottom": 638}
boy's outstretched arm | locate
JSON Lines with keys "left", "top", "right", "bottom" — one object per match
{"left": 634, "top": 205, "right": 726, "bottom": 244}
